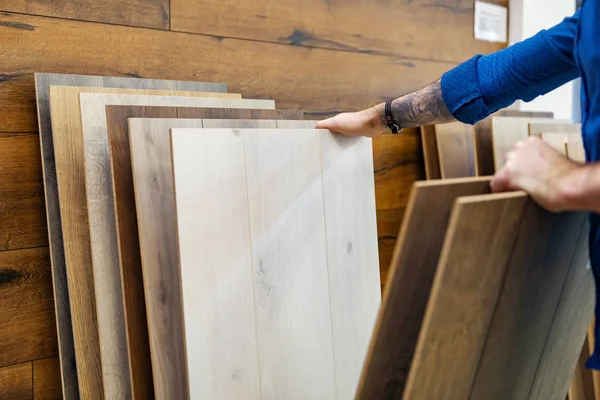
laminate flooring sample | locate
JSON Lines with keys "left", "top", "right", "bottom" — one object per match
{"left": 355, "top": 177, "right": 492, "bottom": 400}
{"left": 567, "top": 135, "right": 587, "bottom": 163}
{"left": 529, "top": 122, "right": 581, "bottom": 137}
{"left": 540, "top": 133, "right": 569, "bottom": 156}
{"left": 48, "top": 85, "right": 242, "bottom": 400}
{"left": 473, "top": 111, "right": 553, "bottom": 176}
{"left": 403, "top": 192, "right": 528, "bottom": 400}
{"left": 529, "top": 221, "right": 594, "bottom": 400}
{"left": 169, "top": 127, "right": 379, "bottom": 399}
{"left": 34, "top": 72, "right": 226, "bottom": 400}
{"left": 79, "top": 96, "right": 277, "bottom": 399}
{"left": 434, "top": 122, "right": 477, "bottom": 178}
{"left": 420, "top": 125, "right": 441, "bottom": 179}
{"left": 491, "top": 117, "right": 569, "bottom": 172}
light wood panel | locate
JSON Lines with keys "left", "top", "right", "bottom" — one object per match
{"left": 541, "top": 133, "right": 568, "bottom": 155}
{"left": 35, "top": 73, "right": 226, "bottom": 400}
{"left": 0, "top": 247, "right": 57, "bottom": 369}
{"left": 6, "top": 12, "right": 450, "bottom": 133}
{"left": 356, "top": 177, "right": 492, "bottom": 399}
{"left": 529, "top": 221, "right": 594, "bottom": 400}
{"left": 33, "top": 356, "right": 62, "bottom": 400}
{"left": 420, "top": 125, "right": 441, "bottom": 180}
{"left": 403, "top": 192, "right": 528, "bottom": 400}
{"left": 473, "top": 111, "right": 553, "bottom": 176}
{"left": 48, "top": 86, "right": 242, "bottom": 400}
{"left": 491, "top": 117, "right": 569, "bottom": 171}
{"left": 529, "top": 122, "right": 581, "bottom": 137}
{"left": 568, "top": 135, "right": 587, "bottom": 163}
{"left": 469, "top": 203, "right": 586, "bottom": 399}
{"left": 129, "top": 118, "right": 278, "bottom": 399}
{"left": 0, "top": 0, "right": 169, "bottom": 29}
{"left": 80, "top": 93, "right": 274, "bottom": 400}
{"left": 0, "top": 362, "right": 32, "bottom": 400}
{"left": 170, "top": 0, "right": 507, "bottom": 62}
{"left": 434, "top": 122, "right": 477, "bottom": 178}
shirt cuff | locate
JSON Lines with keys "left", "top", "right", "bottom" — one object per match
{"left": 441, "top": 55, "right": 492, "bottom": 125}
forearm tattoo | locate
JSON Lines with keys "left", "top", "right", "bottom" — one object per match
{"left": 385, "top": 79, "right": 455, "bottom": 128}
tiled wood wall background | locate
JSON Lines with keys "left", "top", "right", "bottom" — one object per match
{"left": 0, "top": 0, "right": 507, "bottom": 396}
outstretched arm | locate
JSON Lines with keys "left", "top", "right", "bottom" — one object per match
{"left": 318, "top": 11, "right": 581, "bottom": 137}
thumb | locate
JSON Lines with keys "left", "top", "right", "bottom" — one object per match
{"left": 491, "top": 169, "right": 512, "bottom": 193}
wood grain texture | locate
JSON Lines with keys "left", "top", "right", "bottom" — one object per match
{"left": 0, "top": 134, "right": 47, "bottom": 251}
{"left": 529, "top": 122, "right": 581, "bottom": 137}
{"left": 80, "top": 93, "right": 257, "bottom": 400}
{"left": 241, "top": 128, "right": 336, "bottom": 399}
{"left": 33, "top": 356, "right": 62, "bottom": 400}
{"left": 474, "top": 111, "right": 553, "bottom": 176}
{"left": 35, "top": 73, "right": 226, "bottom": 400}
{"left": 529, "top": 221, "right": 594, "bottom": 400}
{"left": 403, "top": 192, "right": 528, "bottom": 400}
{"left": 6, "top": 12, "right": 450, "bottom": 133}
{"left": 129, "top": 118, "right": 277, "bottom": 399}
{"left": 569, "top": 333, "right": 595, "bottom": 400}
{"left": 491, "top": 117, "right": 569, "bottom": 171}
{"left": 420, "top": 125, "right": 441, "bottom": 180}
{"left": 320, "top": 133, "right": 381, "bottom": 399}
{"left": 469, "top": 204, "right": 586, "bottom": 399}
{"left": 356, "top": 177, "right": 492, "bottom": 399}
{"left": 0, "top": 247, "right": 57, "bottom": 369}
{"left": 0, "top": 0, "right": 170, "bottom": 29}
{"left": 568, "top": 134, "right": 587, "bottom": 163}
{"left": 0, "top": 362, "right": 32, "bottom": 400}
{"left": 49, "top": 86, "right": 240, "bottom": 400}
{"left": 170, "top": 0, "right": 508, "bottom": 62}
{"left": 541, "top": 133, "right": 568, "bottom": 155}
{"left": 434, "top": 122, "right": 477, "bottom": 178}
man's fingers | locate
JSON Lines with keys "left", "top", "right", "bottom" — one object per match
{"left": 491, "top": 169, "right": 511, "bottom": 193}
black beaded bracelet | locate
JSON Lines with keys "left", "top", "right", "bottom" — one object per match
{"left": 384, "top": 100, "right": 401, "bottom": 134}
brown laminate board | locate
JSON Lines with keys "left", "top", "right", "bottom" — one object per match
{"left": 434, "top": 122, "right": 477, "bottom": 178}
{"left": 80, "top": 94, "right": 270, "bottom": 400}
{"left": 469, "top": 203, "right": 587, "bottom": 399}
{"left": 104, "top": 105, "right": 301, "bottom": 397}
{"left": 34, "top": 72, "right": 226, "bottom": 400}
{"left": 473, "top": 111, "right": 553, "bottom": 176}
{"left": 33, "top": 356, "right": 63, "bottom": 400}
{"left": 355, "top": 177, "right": 492, "bottom": 399}
{"left": 420, "top": 125, "right": 441, "bottom": 180}
{"left": 48, "top": 86, "right": 238, "bottom": 400}
{"left": 128, "top": 118, "right": 312, "bottom": 399}
{"left": 0, "top": 362, "right": 32, "bottom": 400}
{"left": 402, "top": 192, "right": 528, "bottom": 400}
{"left": 529, "top": 221, "right": 595, "bottom": 400}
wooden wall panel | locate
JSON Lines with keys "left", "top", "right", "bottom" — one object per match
{"left": 0, "top": 362, "right": 32, "bottom": 400}
{"left": 0, "top": 133, "right": 46, "bottom": 251}
{"left": 171, "top": 0, "right": 508, "bottom": 62}
{"left": 0, "top": 0, "right": 169, "bottom": 29}
{"left": 33, "top": 356, "right": 62, "bottom": 400}
{"left": 0, "top": 247, "right": 57, "bottom": 368}
{"left": 0, "top": 12, "right": 451, "bottom": 133}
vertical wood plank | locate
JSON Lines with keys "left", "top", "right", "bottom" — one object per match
{"left": 434, "top": 122, "right": 477, "bottom": 178}
{"left": 33, "top": 357, "right": 62, "bottom": 400}
{"left": 244, "top": 129, "right": 336, "bottom": 399}
{"left": 420, "top": 125, "right": 441, "bottom": 180}
{"left": 319, "top": 133, "right": 381, "bottom": 399}
{"left": 541, "top": 133, "right": 569, "bottom": 155}
{"left": 0, "top": 362, "right": 32, "bottom": 400}
{"left": 469, "top": 204, "right": 586, "bottom": 399}
{"left": 529, "top": 123, "right": 581, "bottom": 137}
{"left": 171, "top": 128, "right": 261, "bottom": 400}
{"left": 356, "top": 177, "right": 493, "bottom": 399}
{"left": 567, "top": 135, "right": 587, "bottom": 163}
{"left": 403, "top": 192, "right": 528, "bottom": 400}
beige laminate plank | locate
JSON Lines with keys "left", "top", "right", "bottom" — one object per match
{"left": 78, "top": 93, "right": 273, "bottom": 399}
{"left": 434, "top": 122, "right": 477, "bottom": 178}
{"left": 529, "top": 122, "right": 581, "bottom": 137}
{"left": 541, "top": 133, "right": 569, "bottom": 156}
{"left": 491, "top": 117, "right": 570, "bottom": 171}
{"left": 48, "top": 85, "right": 240, "bottom": 400}
{"left": 567, "top": 135, "right": 587, "bottom": 163}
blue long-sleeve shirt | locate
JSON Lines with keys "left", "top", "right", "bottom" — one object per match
{"left": 440, "top": 2, "right": 600, "bottom": 369}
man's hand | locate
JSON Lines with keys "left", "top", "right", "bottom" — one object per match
{"left": 315, "top": 105, "right": 386, "bottom": 138}
{"left": 491, "top": 136, "right": 582, "bottom": 212}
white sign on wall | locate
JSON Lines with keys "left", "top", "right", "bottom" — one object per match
{"left": 474, "top": 1, "right": 508, "bottom": 43}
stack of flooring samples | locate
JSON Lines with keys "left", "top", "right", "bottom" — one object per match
{"left": 35, "top": 73, "right": 381, "bottom": 399}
